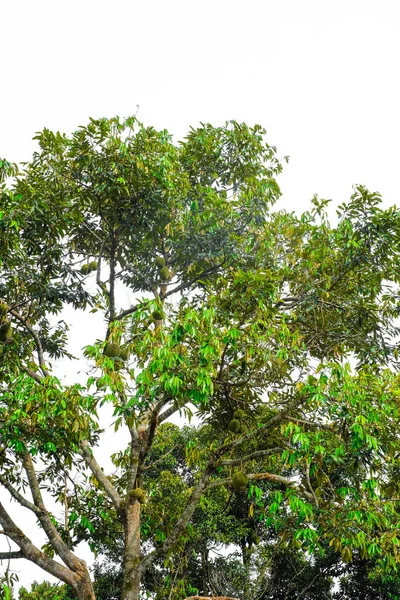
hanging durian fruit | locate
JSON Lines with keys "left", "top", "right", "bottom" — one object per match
{"left": 228, "top": 419, "right": 241, "bottom": 433}
{"left": 158, "top": 266, "right": 170, "bottom": 281}
{"left": 152, "top": 309, "right": 164, "bottom": 321}
{"left": 250, "top": 531, "right": 261, "bottom": 545}
{"left": 104, "top": 343, "right": 122, "bottom": 358}
{"left": 0, "top": 302, "right": 8, "bottom": 318}
{"left": 232, "top": 471, "right": 248, "bottom": 492}
{"left": 0, "top": 320, "right": 12, "bottom": 343}
{"left": 155, "top": 256, "right": 166, "bottom": 268}
{"left": 129, "top": 488, "right": 146, "bottom": 504}
{"left": 104, "top": 342, "right": 129, "bottom": 362}
{"left": 81, "top": 261, "right": 98, "bottom": 275}
{"left": 233, "top": 409, "right": 245, "bottom": 420}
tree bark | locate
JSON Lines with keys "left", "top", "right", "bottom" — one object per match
{"left": 72, "top": 571, "right": 97, "bottom": 600}
{"left": 184, "top": 597, "right": 241, "bottom": 599}
{"left": 121, "top": 501, "right": 141, "bottom": 600}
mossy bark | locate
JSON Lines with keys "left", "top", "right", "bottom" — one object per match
{"left": 73, "top": 574, "right": 96, "bottom": 600}
{"left": 121, "top": 502, "right": 141, "bottom": 600}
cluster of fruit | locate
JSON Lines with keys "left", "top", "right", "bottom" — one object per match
{"left": 228, "top": 409, "right": 247, "bottom": 435}
{"left": 80, "top": 261, "right": 98, "bottom": 275}
{"left": 155, "top": 256, "right": 170, "bottom": 282}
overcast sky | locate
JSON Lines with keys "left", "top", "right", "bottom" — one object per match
{"left": 1, "top": 0, "right": 400, "bottom": 591}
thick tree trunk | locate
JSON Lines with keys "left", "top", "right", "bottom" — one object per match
{"left": 73, "top": 572, "right": 96, "bottom": 600}
{"left": 121, "top": 502, "right": 141, "bottom": 600}
{"left": 184, "top": 597, "right": 241, "bottom": 599}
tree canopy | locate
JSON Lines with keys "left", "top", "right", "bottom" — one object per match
{"left": 1, "top": 117, "right": 400, "bottom": 600}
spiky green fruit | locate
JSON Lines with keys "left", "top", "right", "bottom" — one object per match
{"left": 88, "top": 260, "right": 98, "bottom": 272}
{"left": 0, "top": 321, "right": 12, "bottom": 342}
{"left": 103, "top": 343, "right": 121, "bottom": 358}
{"left": 251, "top": 532, "right": 261, "bottom": 545}
{"left": 238, "top": 423, "right": 247, "bottom": 434}
{"left": 158, "top": 266, "right": 170, "bottom": 281}
{"left": 233, "top": 409, "right": 245, "bottom": 420}
{"left": 129, "top": 488, "right": 146, "bottom": 504}
{"left": 0, "top": 302, "right": 8, "bottom": 318}
{"left": 232, "top": 471, "right": 248, "bottom": 492}
{"left": 155, "top": 256, "right": 166, "bottom": 268}
{"left": 228, "top": 419, "right": 241, "bottom": 433}
{"left": 80, "top": 263, "right": 90, "bottom": 275}
{"left": 152, "top": 310, "right": 164, "bottom": 321}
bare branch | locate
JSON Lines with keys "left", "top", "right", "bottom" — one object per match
{"left": 108, "top": 232, "right": 118, "bottom": 322}
{"left": 141, "top": 461, "right": 215, "bottom": 571}
{"left": 158, "top": 404, "right": 180, "bottom": 424}
{"left": 0, "top": 501, "right": 77, "bottom": 587}
{"left": 79, "top": 440, "right": 123, "bottom": 512}
{"left": 304, "top": 462, "right": 319, "bottom": 507}
{"left": 282, "top": 416, "right": 333, "bottom": 431}
{"left": 22, "top": 454, "right": 87, "bottom": 573}
{"left": 0, "top": 477, "right": 41, "bottom": 516}
{"left": 20, "top": 364, "right": 44, "bottom": 384}
{"left": 0, "top": 551, "right": 23, "bottom": 559}
{"left": 10, "top": 310, "right": 49, "bottom": 377}
{"left": 206, "top": 472, "right": 297, "bottom": 490}
{"left": 114, "top": 266, "right": 221, "bottom": 322}
{"left": 218, "top": 448, "right": 283, "bottom": 466}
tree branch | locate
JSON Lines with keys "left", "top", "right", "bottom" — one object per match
{"left": 10, "top": 310, "right": 49, "bottom": 377}
{"left": 282, "top": 416, "right": 333, "bottom": 431}
{"left": 0, "top": 476, "right": 42, "bottom": 516}
{"left": 0, "top": 551, "right": 23, "bottom": 559}
{"left": 206, "top": 472, "right": 315, "bottom": 502}
{"left": 108, "top": 231, "right": 118, "bottom": 322}
{"left": 158, "top": 404, "right": 180, "bottom": 424}
{"left": 206, "top": 472, "right": 297, "bottom": 490}
{"left": 20, "top": 364, "right": 44, "bottom": 384}
{"left": 0, "top": 501, "right": 77, "bottom": 587}
{"left": 79, "top": 440, "right": 123, "bottom": 512}
{"left": 22, "top": 453, "right": 87, "bottom": 572}
{"left": 114, "top": 266, "right": 221, "bottom": 322}
{"left": 141, "top": 409, "right": 294, "bottom": 572}
{"left": 218, "top": 448, "right": 283, "bottom": 466}
{"left": 141, "top": 462, "right": 215, "bottom": 572}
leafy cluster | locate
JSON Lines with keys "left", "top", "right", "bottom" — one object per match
{"left": 1, "top": 117, "right": 400, "bottom": 600}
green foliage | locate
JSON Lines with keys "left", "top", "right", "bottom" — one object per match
{"left": 18, "top": 581, "right": 76, "bottom": 600}
{"left": 1, "top": 115, "right": 400, "bottom": 599}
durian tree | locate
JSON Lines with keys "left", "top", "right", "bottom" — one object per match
{"left": 1, "top": 118, "right": 400, "bottom": 600}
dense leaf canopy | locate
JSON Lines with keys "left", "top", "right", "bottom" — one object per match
{"left": 1, "top": 117, "right": 400, "bottom": 600}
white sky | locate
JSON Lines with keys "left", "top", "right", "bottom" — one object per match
{"left": 1, "top": 0, "right": 400, "bottom": 592}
